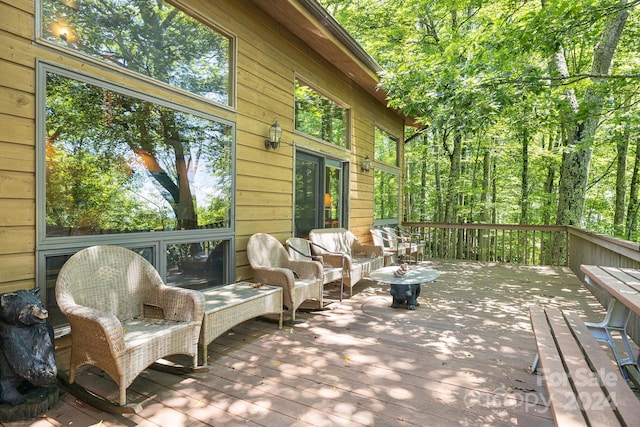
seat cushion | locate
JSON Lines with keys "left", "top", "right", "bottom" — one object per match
{"left": 122, "top": 317, "right": 193, "bottom": 349}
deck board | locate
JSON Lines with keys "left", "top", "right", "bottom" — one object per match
{"left": 4, "top": 260, "right": 634, "bottom": 427}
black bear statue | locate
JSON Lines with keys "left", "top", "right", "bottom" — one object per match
{"left": 390, "top": 283, "right": 421, "bottom": 310}
{"left": 0, "top": 288, "right": 57, "bottom": 406}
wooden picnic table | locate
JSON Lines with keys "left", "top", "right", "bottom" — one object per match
{"left": 580, "top": 265, "right": 640, "bottom": 381}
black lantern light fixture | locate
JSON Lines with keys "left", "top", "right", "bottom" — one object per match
{"left": 265, "top": 119, "right": 282, "bottom": 149}
{"left": 361, "top": 155, "right": 372, "bottom": 173}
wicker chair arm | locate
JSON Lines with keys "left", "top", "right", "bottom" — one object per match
{"left": 252, "top": 266, "right": 296, "bottom": 309}
{"left": 352, "top": 243, "right": 383, "bottom": 257}
{"left": 63, "top": 305, "right": 125, "bottom": 354}
{"left": 155, "top": 286, "right": 205, "bottom": 322}
{"left": 283, "top": 259, "right": 322, "bottom": 280}
{"left": 316, "top": 253, "right": 350, "bottom": 270}
{"left": 253, "top": 267, "right": 295, "bottom": 288}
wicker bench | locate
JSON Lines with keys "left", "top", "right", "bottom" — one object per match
{"left": 529, "top": 305, "right": 640, "bottom": 426}
{"left": 199, "top": 282, "right": 283, "bottom": 365}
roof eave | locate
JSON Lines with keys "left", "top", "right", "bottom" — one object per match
{"left": 250, "top": 0, "right": 389, "bottom": 106}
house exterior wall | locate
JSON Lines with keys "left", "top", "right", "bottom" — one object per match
{"left": 0, "top": 0, "right": 404, "bottom": 292}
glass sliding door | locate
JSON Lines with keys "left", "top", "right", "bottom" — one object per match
{"left": 324, "top": 159, "right": 342, "bottom": 228}
{"left": 295, "top": 152, "right": 345, "bottom": 237}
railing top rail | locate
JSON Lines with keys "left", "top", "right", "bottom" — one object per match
{"left": 402, "top": 222, "right": 567, "bottom": 232}
{"left": 567, "top": 226, "right": 640, "bottom": 262}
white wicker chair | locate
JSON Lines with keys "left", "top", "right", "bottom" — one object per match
{"left": 370, "top": 229, "right": 399, "bottom": 265}
{"left": 55, "top": 245, "right": 205, "bottom": 410}
{"left": 247, "top": 233, "right": 323, "bottom": 321}
{"left": 308, "top": 228, "right": 384, "bottom": 297}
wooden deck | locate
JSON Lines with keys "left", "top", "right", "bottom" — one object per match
{"left": 4, "top": 259, "right": 632, "bottom": 427}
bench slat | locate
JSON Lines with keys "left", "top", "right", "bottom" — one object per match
{"left": 545, "top": 307, "right": 621, "bottom": 427}
{"left": 581, "top": 265, "right": 640, "bottom": 318}
{"left": 563, "top": 310, "right": 640, "bottom": 426}
{"left": 529, "top": 305, "right": 588, "bottom": 426}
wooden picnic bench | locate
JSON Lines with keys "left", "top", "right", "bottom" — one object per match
{"left": 580, "top": 265, "right": 640, "bottom": 384}
{"left": 529, "top": 305, "right": 640, "bottom": 426}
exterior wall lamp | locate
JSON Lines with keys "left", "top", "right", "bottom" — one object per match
{"left": 361, "top": 155, "right": 372, "bottom": 173}
{"left": 265, "top": 119, "right": 282, "bottom": 149}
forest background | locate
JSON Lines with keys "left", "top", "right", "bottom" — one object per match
{"left": 319, "top": 0, "right": 640, "bottom": 240}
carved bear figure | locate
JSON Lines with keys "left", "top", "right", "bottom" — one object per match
{"left": 0, "top": 288, "right": 57, "bottom": 405}
{"left": 390, "top": 283, "right": 421, "bottom": 310}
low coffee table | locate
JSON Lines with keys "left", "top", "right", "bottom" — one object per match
{"left": 369, "top": 266, "right": 440, "bottom": 310}
{"left": 199, "top": 282, "right": 283, "bottom": 365}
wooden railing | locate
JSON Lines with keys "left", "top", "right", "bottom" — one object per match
{"left": 402, "top": 222, "right": 568, "bottom": 266}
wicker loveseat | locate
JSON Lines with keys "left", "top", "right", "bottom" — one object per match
{"left": 308, "top": 228, "right": 384, "bottom": 297}
{"left": 55, "top": 245, "right": 205, "bottom": 410}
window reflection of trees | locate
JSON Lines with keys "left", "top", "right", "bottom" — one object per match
{"left": 166, "top": 241, "right": 225, "bottom": 289}
{"left": 375, "top": 127, "right": 398, "bottom": 167}
{"left": 45, "top": 71, "right": 233, "bottom": 236}
{"left": 294, "top": 80, "right": 347, "bottom": 147}
{"left": 374, "top": 169, "right": 399, "bottom": 221}
{"left": 41, "top": 0, "right": 231, "bottom": 105}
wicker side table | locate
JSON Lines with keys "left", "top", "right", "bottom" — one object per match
{"left": 199, "top": 282, "right": 283, "bottom": 365}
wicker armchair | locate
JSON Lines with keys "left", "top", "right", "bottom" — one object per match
{"left": 370, "top": 228, "right": 399, "bottom": 265}
{"left": 286, "top": 237, "right": 344, "bottom": 290}
{"left": 247, "top": 233, "right": 323, "bottom": 321}
{"left": 384, "top": 226, "right": 424, "bottom": 263}
{"left": 55, "top": 245, "right": 205, "bottom": 410}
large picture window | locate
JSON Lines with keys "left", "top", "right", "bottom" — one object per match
{"left": 375, "top": 127, "right": 398, "bottom": 167}
{"left": 44, "top": 71, "right": 233, "bottom": 237}
{"left": 40, "top": 65, "right": 235, "bottom": 329}
{"left": 374, "top": 169, "right": 399, "bottom": 222}
{"left": 41, "top": 0, "right": 232, "bottom": 105}
{"left": 294, "top": 79, "right": 348, "bottom": 148}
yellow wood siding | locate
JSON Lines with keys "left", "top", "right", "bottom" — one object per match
{"left": 0, "top": 0, "right": 404, "bottom": 291}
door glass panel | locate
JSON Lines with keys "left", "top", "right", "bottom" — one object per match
{"left": 295, "top": 153, "right": 344, "bottom": 236}
{"left": 374, "top": 169, "right": 399, "bottom": 221}
{"left": 295, "top": 155, "right": 320, "bottom": 238}
{"left": 325, "top": 162, "right": 342, "bottom": 228}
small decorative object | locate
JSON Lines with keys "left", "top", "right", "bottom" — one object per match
{"left": 0, "top": 288, "right": 58, "bottom": 421}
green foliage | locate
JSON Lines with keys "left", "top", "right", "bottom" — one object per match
{"left": 321, "top": 0, "right": 640, "bottom": 237}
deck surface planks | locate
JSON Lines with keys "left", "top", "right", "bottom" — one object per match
{"left": 4, "top": 259, "right": 633, "bottom": 427}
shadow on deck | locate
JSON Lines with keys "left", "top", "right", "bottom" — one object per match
{"left": 4, "top": 259, "right": 628, "bottom": 427}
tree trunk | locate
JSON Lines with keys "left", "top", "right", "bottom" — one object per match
{"left": 614, "top": 129, "right": 629, "bottom": 236}
{"left": 434, "top": 128, "right": 444, "bottom": 222}
{"left": 481, "top": 147, "right": 491, "bottom": 223}
{"left": 555, "top": 1, "right": 631, "bottom": 226}
{"left": 420, "top": 134, "right": 428, "bottom": 221}
{"left": 444, "top": 130, "right": 461, "bottom": 223}
{"left": 520, "top": 129, "right": 529, "bottom": 225}
{"left": 626, "top": 138, "right": 640, "bottom": 239}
